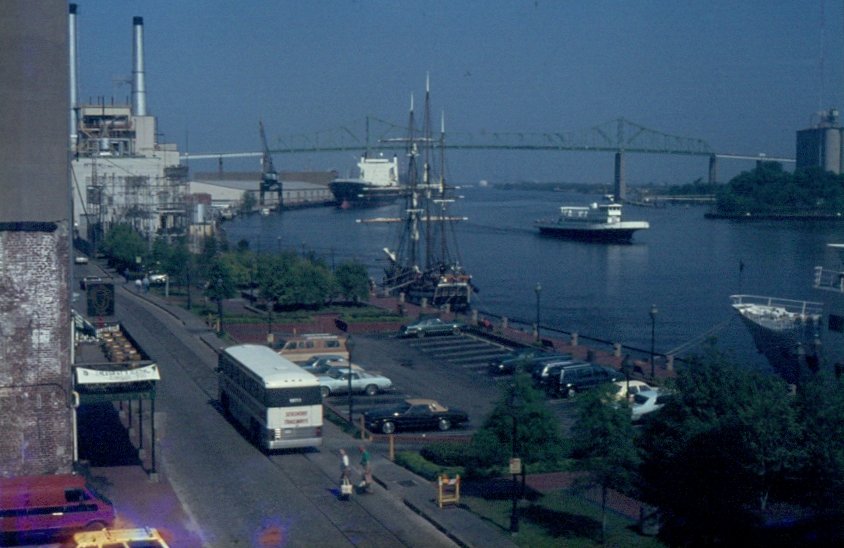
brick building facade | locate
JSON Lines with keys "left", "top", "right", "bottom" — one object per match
{"left": 0, "top": 1, "right": 74, "bottom": 476}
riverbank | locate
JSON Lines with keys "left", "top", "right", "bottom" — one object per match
{"left": 704, "top": 211, "right": 844, "bottom": 220}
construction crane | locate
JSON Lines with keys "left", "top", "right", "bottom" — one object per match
{"left": 258, "top": 120, "right": 281, "bottom": 207}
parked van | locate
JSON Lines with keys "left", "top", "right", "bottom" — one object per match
{"left": 277, "top": 333, "right": 350, "bottom": 363}
{"left": 547, "top": 363, "right": 621, "bottom": 398}
{"left": 0, "top": 474, "right": 115, "bottom": 539}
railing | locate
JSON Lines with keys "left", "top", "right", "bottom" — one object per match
{"left": 814, "top": 266, "right": 844, "bottom": 293}
{"left": 730, "top": 294, "right": 824, "bottom": 317}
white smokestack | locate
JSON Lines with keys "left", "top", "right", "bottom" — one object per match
{"left": 69, "top": 3, "right": 78, "bottom": 147}
{"left": 132, "top": 16, "right": 147, "bottom": 116}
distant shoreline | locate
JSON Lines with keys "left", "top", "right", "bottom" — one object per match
{"left": 704, "top": 211, "right": 844, "bottom": 221}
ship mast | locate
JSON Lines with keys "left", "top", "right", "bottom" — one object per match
{"left": 422, "top": 73, "right": 434, "bottom": 272}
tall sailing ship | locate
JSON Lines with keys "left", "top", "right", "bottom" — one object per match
{"left": 381, "top": 77, "right": 474, "bottom": 311}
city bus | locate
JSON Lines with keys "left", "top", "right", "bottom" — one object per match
{"left": 0, "top": 474, "right": 115, "bottom": 539}
{"left": 218, "top": 344, "right": 323, "bottom": 451}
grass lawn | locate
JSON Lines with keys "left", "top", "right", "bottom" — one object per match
{"left": 461, "top": 491, "right": 665, "bottom": 548}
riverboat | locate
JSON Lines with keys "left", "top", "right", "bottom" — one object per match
{"left": 330, "top": 154, "right": 404, "bottom": 208}
{"left": 535, "top": 200, "right": 649, "bottom": 243}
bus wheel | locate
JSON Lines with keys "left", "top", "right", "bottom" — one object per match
{"left": 381, "top": 421, "right": 395, "bottom": 434}
{"left": 365, "top": 384, "right": 378, "bottom": 396}
{"left": 84, "top": 520, "right": 107, "bottom": 531}
{"left": 251, "top": 420, "right": 263, "bottom": 448}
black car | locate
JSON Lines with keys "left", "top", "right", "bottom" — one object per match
{"left": 363, "top": 398, "right": 469, "bottom": 434}
{"left": 546, "top": 363, "right": 621, "bottom": 398}
{"left": 489, "top": 349, "right": 573, "bottom": 375}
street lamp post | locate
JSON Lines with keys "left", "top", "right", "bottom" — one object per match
{"left": 266, "top": 300, "right": 274, "bottom": 347}
{"left": 347, "top": 336, "right": 355, "bottom": 425}
{"left": 534, "top": 283, "right": 542, "bottom": 342}
{"left": 509, "top": 384, "right": 522, "bottom": 534}
{"left": 216, "top": 277, "right": 224, "bottom": 335}
{"left": 649, "top": 304, "right": 658, "bottom": 378}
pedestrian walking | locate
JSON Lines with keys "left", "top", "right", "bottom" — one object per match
{"left": 338, "top": 449, "right": 352, "bottom": 499}
{"left": 134, "top": 278, "right": 142, "bottom": 292}
{"left": 358, "top": 445, "right": 372, "bottom": 492}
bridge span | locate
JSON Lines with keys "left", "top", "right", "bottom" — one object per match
{"left": 182, "top": 117, "right": 794, "bottom": 199}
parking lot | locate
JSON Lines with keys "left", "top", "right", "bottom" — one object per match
{"left": 323, "top": 330, "right": 581, "bottom": 443}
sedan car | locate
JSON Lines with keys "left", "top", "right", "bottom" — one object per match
{"left": 399, "top": 317, "right": 464, "bottom": 338}
{"left": 318, "top": 368, "right": 392, "bottom": 398}
{"left": 612, "top": 379, "right": 659, "bottom": 401}
{"left": 363, "top": 398, "right": 469, "bottom": 434}
{"left": 300, "top": 354, "right": 351, "bottom": 375}
{"left": 488, "top": 348, "right": 572, "bottom": 375}
{"left": 148, "top": 272, "right": 168, "bottom": 285}
{"left": 631, "top": 389, "right": 673, "bottom": 421}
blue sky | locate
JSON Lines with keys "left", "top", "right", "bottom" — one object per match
{"left": 73, "top": 1, "right": 843, "bottom": 185}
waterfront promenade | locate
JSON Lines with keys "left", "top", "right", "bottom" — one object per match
{"left": 78, "top": 278, "right": 655, "bottom": 547}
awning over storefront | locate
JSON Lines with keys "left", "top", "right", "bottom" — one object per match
{"left": 73, "top": 363, "right": 158, "bottom": 404}
{"left": 75, "top": 363, "right": 160, "bottom": 384}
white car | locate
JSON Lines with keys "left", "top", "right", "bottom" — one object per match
{"left": 631, "top": 389, "right": 671, "bottom": 421}
{"left": 612, "top": 379, "right": 658, "bottom": 401}
{"left": 148, "top": 272, "right": 168, "bottom": 284}
{"left": 318, "top": 368, "right": 392, "bottom": 398}
{"left": 74, "top": 256, "right": 89, "bottom": 265}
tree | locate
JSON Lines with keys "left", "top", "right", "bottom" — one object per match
{"left": 240, "top": 190, "right": 257, "bottom": 214}
{"left": 793, "top": 373, "right": 844, "bottom": 512}
{"left": 570, "top": 385, "right": 639, "bottom": 545}
{"left": 290, "top": 259, "right": 333, "bottom": 308}
{"left": 256, "top": 252, "right": 296, "bottom": 307}
{"left": 165, "top": 238, "right": 194, "bottom": 309}
{"left": 467, "top": 373, "right": 565, "bottom": 475}
{"left": 334, "top": 260, "right": 370, "bottom": 303}
{"left": 101, "top": 223, "right": 146, "bottom": 273}
{"left": 638, "top": 349, "right": 804, "bottom": 542}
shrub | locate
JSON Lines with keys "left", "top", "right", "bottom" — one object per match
{"left": 420, "top": 442, "right": 467, "bottom": 466}
{"left": 394, "top": 451, "right": 464, "bottom": 481}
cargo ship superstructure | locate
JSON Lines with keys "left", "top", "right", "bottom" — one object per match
{"left": 330, "top": 153, "right": 404, "bottom": 208}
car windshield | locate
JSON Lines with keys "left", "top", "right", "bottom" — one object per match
{"left": 326, "top": 368, "right": 347, "bottom": 379}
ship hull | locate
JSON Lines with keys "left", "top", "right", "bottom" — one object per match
{"left": 329, "top": 180, "right": 404, "bottom": 208}
{"left": 536, "top": 223, "right": 646, "bottom": 243}
{"left": 731, "top": 296, "right": 822, "bottom": 385}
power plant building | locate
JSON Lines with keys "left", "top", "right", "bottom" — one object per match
{"left": 70, "top": 13, "right": 187, "bottom": 251}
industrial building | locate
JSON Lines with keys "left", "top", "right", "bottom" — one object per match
{"left": 188, "top": 171, "right": 335, "bottom": 218}
{"left": 70, "top": 13, "right": 187, "bottom": 253}
{"left": 796, "top": 108, "right": 844, "bottom": 175}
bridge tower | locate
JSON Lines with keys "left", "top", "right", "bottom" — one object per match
{"left": 613, "top": 152, "right": 625, "bottom": 201}
{"left": 708, "top": 154, "right": 718, "bottom": 184}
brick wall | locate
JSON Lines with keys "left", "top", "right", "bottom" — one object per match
{"left": 0, "top": 224, "right": 73, "bottom": 476}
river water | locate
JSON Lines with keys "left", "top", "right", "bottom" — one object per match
{"left": 222, "top": 186, "right": 844, "bottom": 369}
